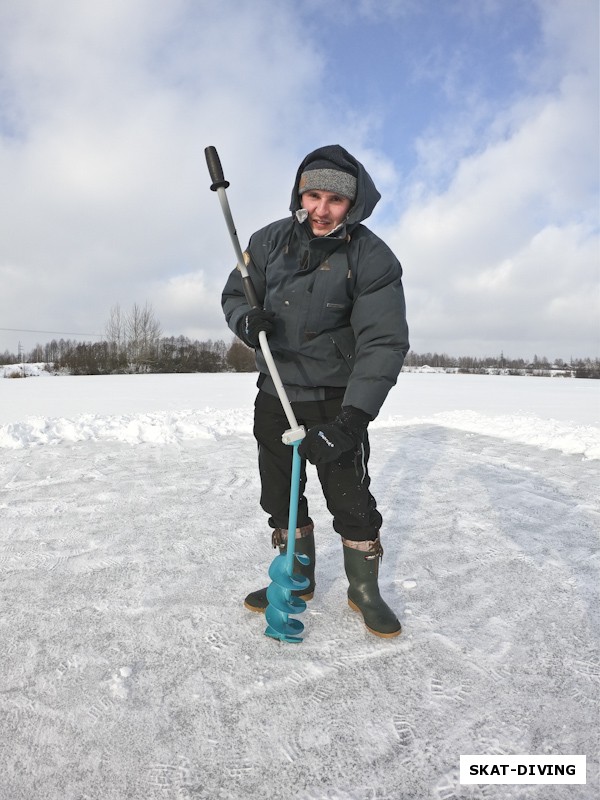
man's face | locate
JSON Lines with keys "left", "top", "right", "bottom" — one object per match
{"left": 300, "top": 189, "right": 352, "bottom": 237}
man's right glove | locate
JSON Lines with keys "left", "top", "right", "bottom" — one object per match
{"left": 237, "top": 308, "right": 276, "bottom": 348}
{"left": 299, "top": 406, "right": 372, "bottom": 465}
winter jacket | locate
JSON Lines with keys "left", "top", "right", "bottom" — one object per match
{"left": 221, "top": 144, "right": 409, "bottom": 419}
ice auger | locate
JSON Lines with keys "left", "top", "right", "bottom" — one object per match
{"left": 205, "top": 146, "right": 309, "bottom": 643}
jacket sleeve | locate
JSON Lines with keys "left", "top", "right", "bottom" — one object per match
{"left": 343, "top": 237, "right": 409, "bottom": 418}
{"left": 221, "top": 233, "right": 268, "bottom": 338}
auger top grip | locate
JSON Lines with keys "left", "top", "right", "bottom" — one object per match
{"left": 205, "top": 146, "right": 230, "bottom": 191}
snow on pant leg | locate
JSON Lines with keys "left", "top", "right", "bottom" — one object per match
{"left": 315, "top": 431, "right": 382, "bottom": 542}
{"left": 288, "top": 395, "right": 382, "bottom": 542}
{"left": 253, "top": 390, "right": 312, "bottom": 530}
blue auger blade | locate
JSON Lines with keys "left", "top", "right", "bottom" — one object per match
{"left": 268, "top": 553, "right": 310, "bottom": 592}
{"left": 265, "top": 606, "right": 305, "bottom": 643}
{"left": 264, "top": 626, "right": 303, "bottom": 644}
{"left": 264, "top": 439, "right": 309, "bottom": 643}
{"left": 266, "top": 584, "right": 307, "bottom": 615}
{"left": 265, "top": 606, "right": 305, "bottom": 635}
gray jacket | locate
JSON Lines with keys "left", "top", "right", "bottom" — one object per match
{"left": 221, "top": 144, "right": 409, "bottom": 418}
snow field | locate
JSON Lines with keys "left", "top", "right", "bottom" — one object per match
{"left": 0, "top": 372, "right": 598, "bottom": 799}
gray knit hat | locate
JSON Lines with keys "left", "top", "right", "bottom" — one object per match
{"left": 298, "top": 157, "right": 357, "bottom": 201}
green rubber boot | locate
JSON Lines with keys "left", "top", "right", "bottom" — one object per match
{"left": 244, "top": 524, "right": 315, "bottom": 613}
{"left": 343, "top": 537, "right": 401, "bottom": 638}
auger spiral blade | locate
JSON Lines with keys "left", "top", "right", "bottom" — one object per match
{"left": 262, "top": 438, "right": 311, "bottom": 642}
{"left": 264, "top": 551, "right": 310, "bottom": 642}
{"left": 266, "top": 583, "right": 307, "bottom": 615}
{"left": 268, "top": 553, "right": 310, "bottom": 593}
{"left": 265, "top": 609, "right": 305, "bottom": 644}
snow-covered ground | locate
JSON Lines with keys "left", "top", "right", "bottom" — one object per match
{"left": 1, "top": 372, "right": 598, "bottom": 799}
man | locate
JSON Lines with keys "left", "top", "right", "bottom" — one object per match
{"left": 222, "top": 144, "right": 409, "bottom": 637}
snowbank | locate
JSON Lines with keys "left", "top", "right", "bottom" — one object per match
{"left": 375, "top": 412, "right": 600, "bottom": 460}
{"left": 1, "top": 408, "right": 599, "bottom": 460}
{"left": 0, "top": 409, "right": 252, "bottom": 449}
{"left": 2, "top": 362, "right": 49, "bottom": 379}
{"left": 1, "top": 372, "right": 598, "bottom": 458}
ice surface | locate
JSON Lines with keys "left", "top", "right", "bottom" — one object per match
{"left": 0, "top": 372, "right": 598, "bottom": 799}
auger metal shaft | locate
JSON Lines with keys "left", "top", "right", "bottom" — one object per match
{"left": 205, "top": 146, "right": 308, "bottom": 642}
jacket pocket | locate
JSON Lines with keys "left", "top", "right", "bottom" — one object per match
{"left": 328, "top": 327, "right": 355, "bottom": 372}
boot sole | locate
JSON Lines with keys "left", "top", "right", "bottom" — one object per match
{"left": 244, "top": 592, "right": 314, "bottom": 613}
{"left": 348, "top": 598, "right": 402, "bottom": 638}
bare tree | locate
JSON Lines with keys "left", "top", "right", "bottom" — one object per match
{"left": 105, "top": 304, "right": 125, "bottom": 350}
{"left": 125, "top": 302, "right": 162, "bottom": 369}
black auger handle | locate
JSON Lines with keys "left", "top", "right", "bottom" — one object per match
{"left": 205, "top": 146, "right": 230, "bottom": 191}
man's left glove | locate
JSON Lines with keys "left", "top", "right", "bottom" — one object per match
{"left": 299, "top": 406, "right": 373, "bottom": 465}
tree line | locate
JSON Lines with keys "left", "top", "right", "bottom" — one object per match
{"left": 0, "top": 336, "right": 255, "bottom": 375}
{"left": 1, "top": 303, "right": 256, "bottom": 375}
{"left": 403, "top": 351, "right": 600, "bottom": 378}
{"left": 1, "top": 303, "right": 598, "bottom": 378}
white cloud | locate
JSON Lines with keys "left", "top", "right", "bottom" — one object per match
{"left": 0, "top": 0, "right": 357, "bottom": 351}
{"left": 0, "top": 0, "right": 597, "bottom": 362}
{"left": 147, "top": 270, "right": 227, "bottom": 342}
{"left": 385, "top": 0, "right": 599, "bottom": 358}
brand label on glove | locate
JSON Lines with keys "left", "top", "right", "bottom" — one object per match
{"left": 317, "top": 431, "right": 335, "bottom": 448}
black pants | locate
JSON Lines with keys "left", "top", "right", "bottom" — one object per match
{"left": 253, "top": 390, "right": 382, "bottom": 542}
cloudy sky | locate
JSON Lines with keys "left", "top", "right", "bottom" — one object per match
{"left": 0, "top": 0, "right": 598, "bottom": 360}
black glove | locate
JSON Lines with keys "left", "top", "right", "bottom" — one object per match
{"left": 299, "top": 406, "right": 373, "bottom": 465}
{"left": 237, "top": 308, "right": 276, "bottom": 347}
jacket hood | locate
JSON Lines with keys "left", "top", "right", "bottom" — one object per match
{"left": 289, "top": 144, "right": 381, "bottom": 230}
